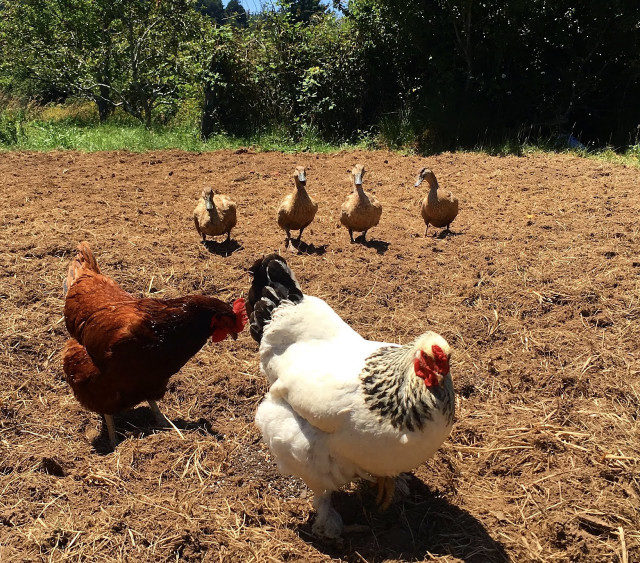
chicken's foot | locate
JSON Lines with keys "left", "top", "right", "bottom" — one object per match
{"left": 104, "top": 414, "right": 117, "bottom": 449}
{"left": 375, "top": 476, "right": 395, "bottom": 511}
{"left": 312, "top": 492, "right": 343, "bottom": 538}
{"left": 148, "top": 400, "right": 170, "bottom": 427}
{"left": 148, "top": 400, "right": 185, "bottom": 440}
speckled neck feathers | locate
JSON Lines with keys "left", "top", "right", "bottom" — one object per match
{"left": 361, "top": 341, "right": 454, "bottom": 431}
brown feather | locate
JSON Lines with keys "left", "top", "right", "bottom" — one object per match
{"left": 277, "top": 168, "right": 318, "bottom": 233}
{"left": 418, "top": 170, "right": 459, "bottom": 229}
{"left": 62, "top": 243, "right": 239, "bottom": 414}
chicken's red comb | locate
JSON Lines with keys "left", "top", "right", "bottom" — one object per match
{"left": 431, "top": 344, "right": 450, "bottom": 374}
{"left": 233, "top": 298, "right": 248, "bottom": 331}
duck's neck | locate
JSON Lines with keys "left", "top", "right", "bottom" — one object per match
{"left": 427, "top": 181, "right": 439, "bottom": 202}
{"left": 206, "top": 199, "right": 220, "bottom": 217}
{"left": 354, "top": 183, "right": 365, "bottom": 197}
{"left": 295, "top": 182, "right": 310, "bottom": 200}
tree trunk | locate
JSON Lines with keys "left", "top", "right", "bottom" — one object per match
{"left": 144, "top": 103, "right": 152, "bottom": 128}
{"left": 201, "top": 81, "right": 216, "bottom": 140}
{"left": 96, "top": 83, "right": 113, "bottom": 122}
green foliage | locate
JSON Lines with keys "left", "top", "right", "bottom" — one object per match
{"left": 280, "top": 0, "right": 328, "bottom": 24}
{"left": 1, "top": 0, "right": 639, "bottom": 150}
{"left": 345, "top": 0, "right": 640, "bottom": 149}
{"left": 202, "top": 11, "right": 365, "bottom": 141}
{"left": 1, "top": 0, "right": 211, "bottom": 126}
{"left": 0, "top": 108, "right": 26, "bottom": 146}
{"left": 196, "top": 0, "right": 224, "bottom": 23}
{"left": 0, "top": 106, "right": 363, "bottom": 153}
{"left": 225, "top": 0, "right": 248, "bottom": 27}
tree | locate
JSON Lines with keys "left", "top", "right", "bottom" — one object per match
{"left": 280, "top": 0, "right": 328, "bottom": 24}
{"left": 225, "top": 0, "right": 248, "bottom": 27}
{"left": 0, "top": 0, "right": 121, "bottom": 120}
{"left": 345, "top": 0, "right": 640, "bottom": 148}
{"left": 1, "top": 0, "right": 210, "bottom": 126}
{"left": 196, "top": 0, "right": 224, "bottom": 24}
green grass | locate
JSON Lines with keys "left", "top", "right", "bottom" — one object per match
{"left": 470, "top": 137, "right": 640, "bottom": 168}
{"left": 0, "top": 106, "right": 638, "bottom": 167}
{"left": 0, "top": 117, "right": 365, "bottom": 153}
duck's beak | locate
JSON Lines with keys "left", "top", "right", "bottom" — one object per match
{"left": 354, "top": 173, "right": 363, "bottom": 186}
{"left": 298, "top": 171, "right": 306, "bottom": 183}
{"left": 414, "top": 177, "right": 423, "bottom": 187}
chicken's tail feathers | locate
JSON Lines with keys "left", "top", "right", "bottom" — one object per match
{"left": 65, "top": 241, "right": 101, "bottom": 295}
{"left": 247, "top": 253, "right": 303, "bottom": 343}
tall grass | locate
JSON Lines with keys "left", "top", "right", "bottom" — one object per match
{"left": 2, "top": 120, "right": 366, "bottom": 153}
{"left": 1, "top": 102, "right": 639, "bottom": 166}
{"left": 0, "top": 102, "right": 365, "bottom": 153}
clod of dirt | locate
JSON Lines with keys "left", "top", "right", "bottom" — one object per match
{"left": 38, "top": 457, "right": 66, "bottom": 477}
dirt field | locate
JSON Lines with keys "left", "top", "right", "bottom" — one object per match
{"left": 0, "top": 149, "right": 638, "bottom": 562}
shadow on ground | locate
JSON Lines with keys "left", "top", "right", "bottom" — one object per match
{"left": 288, "top": 239, "right": 328, "bottom": 255}
{"left": 203, "top": 238, "right": 242, "bottom": 256}
{"left": 91, "top": 406, "right": 222, "bottom": 454}
{"left": 354, "top": 235, "right": 390, "bottom": 254}
{"left": 301, "top": 474, "right": 509, "bottom": 562}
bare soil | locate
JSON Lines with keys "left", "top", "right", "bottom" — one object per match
{"left": 0, "top": 150, "right": 638, "bottom": 562}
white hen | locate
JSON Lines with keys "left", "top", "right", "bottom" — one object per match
{"left": 247, "top": 255, "right": 455, "bottom": 538}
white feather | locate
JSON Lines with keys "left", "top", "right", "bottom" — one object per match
{"left": 255, "top": 292, "right": 453, "bottom": 503}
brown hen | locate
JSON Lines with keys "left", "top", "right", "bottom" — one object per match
{"left": 62, "top": 242, "right": 246, "bottom": 447}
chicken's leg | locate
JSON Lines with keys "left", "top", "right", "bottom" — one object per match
{"left": 104, "top": 414, "right": 117, "bottom": 448}
{"left": 148, "top": 400, "right": 170, "bottom": 427}
{"left": 312, "top": 491, "right": 343, "bottom": 538}
{"left": 148, "top": 400, "right": 185, "bottom": 440}
{"left": 375, "top": 476, "right": 395, "bottom": 511}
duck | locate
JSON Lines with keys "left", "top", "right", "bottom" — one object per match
{"left": 340, "top": 164, "right": 382, "bottom": 242}
{"left": 277, "top": 166, "right": 318, "bottom": 245}
{"left": 193, "top": 188, "right": 237, "bottom": 243}
{"left": 415, "top": 168, "right": 458, "bottom": 236}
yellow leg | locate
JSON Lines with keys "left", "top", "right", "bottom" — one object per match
{"left": 104, "top": 414, "right": 117, "bottom": 448}
{"left": 148, "top": 400, "right": 169, "bottom": 427}
{"left": 148, "top": 400, "right": 185, "bottom": 440}
{"left": 375, "top": 477, "right": 395, "bottom": 511}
